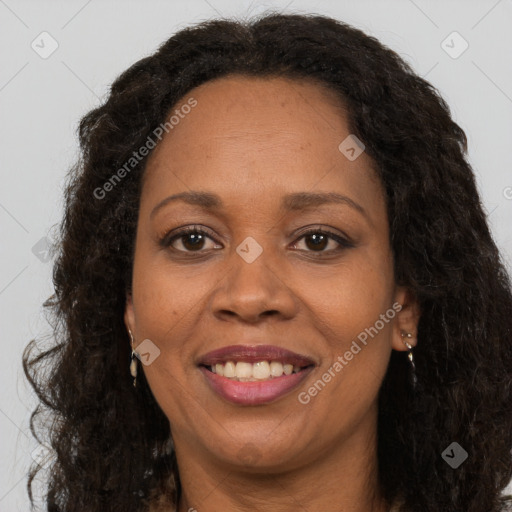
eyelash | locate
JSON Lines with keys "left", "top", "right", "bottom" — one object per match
{"left": 159, "top": 225, "right": 354, "bottom": 256}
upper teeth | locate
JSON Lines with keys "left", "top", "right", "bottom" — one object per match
{"left": 210, "top": 361, "right": 303, "bottom": 381}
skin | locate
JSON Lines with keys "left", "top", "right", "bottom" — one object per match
{"left": 124, "top": 74, "right": 420, "bottom": 512}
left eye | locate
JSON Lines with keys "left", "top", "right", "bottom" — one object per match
{"left": 292, "top": 229, "right": 352, "bottom": 253}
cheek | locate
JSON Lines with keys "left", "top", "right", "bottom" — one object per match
{"left": 130, "top": 255, "right": 203, "bottom": 419}
{"left": 308, "top": 250, "right": 394, "bottom": 410}
{"left": 131, "top": 248, "right": 211, "bottom": 337}
{"left": 299, "top": 245, "right": 394, "bottom": 404}
{"left": 301, "top": 246, "right": 394, "bottom": 344}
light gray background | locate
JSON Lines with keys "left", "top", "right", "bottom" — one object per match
{"left": 1, "top": 0, "right": 511, "bottom": 509}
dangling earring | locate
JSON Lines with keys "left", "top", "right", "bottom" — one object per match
{"left": 129, "top": 329, "right": 138, "bottom": 388}
{"left": 401, "top": 331, "right": 417, "bottom": 389}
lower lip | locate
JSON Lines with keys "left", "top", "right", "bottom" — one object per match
{"left": 199, "top": 366, "right": 314, "bottom": 406}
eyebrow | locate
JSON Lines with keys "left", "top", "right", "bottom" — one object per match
{"left": 150, "top": 190, "right": 368, "bottom": 220}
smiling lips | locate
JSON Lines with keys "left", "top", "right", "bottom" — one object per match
{"left": 198, "top": 344, "right": 316, "bottom": 405}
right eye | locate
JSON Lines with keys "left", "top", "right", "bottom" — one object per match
{"left": 160, "top": 225, "right": 222, "bottom": 253}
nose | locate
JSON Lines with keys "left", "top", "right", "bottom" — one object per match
{"left": 210, "top": 245, "right": 298, "bottom": 324}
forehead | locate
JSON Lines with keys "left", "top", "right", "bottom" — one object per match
{"left": 150, "top": 74, "right": 350, "bottom": 154}
{"left": 141, "top": 75, "right": 384, "bottom": 219}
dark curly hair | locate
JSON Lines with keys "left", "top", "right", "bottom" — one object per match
{"left": 23, "top": 11, "right": 512, "bottom": 512}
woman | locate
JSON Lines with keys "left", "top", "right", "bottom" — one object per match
{"left": 23, "top": 12, "right": 512, "bottom": 512}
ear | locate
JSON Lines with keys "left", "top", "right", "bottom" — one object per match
{"left": 391, "top": 286, "right": 421, "bottom": 352}
{"left": 124, "top": 292, "right": 136, "bottom": 339}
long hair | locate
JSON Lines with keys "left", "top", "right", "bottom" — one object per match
{"left": 23, "top": 12, "right": 512, "bottom": 512}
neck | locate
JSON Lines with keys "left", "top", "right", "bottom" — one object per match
{"left": 170, "top": 405, "right": 389, "bottom": 512}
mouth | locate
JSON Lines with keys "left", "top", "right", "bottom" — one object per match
{"left": 197, "top": 345, "right": 316, "bottom": 405}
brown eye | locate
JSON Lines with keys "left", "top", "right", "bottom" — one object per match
{"left": 303, "top": 232, "right": 330, "bottom": 251}
{"left": 161, "top": 226, "right": 220, "bottom": 252}
{"left": 177, "top": 232, "right": 208, "bottom": 251}
{"left": 292, "top": 229, "right": 353, "bottom": 253}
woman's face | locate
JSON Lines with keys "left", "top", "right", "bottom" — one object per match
{"left": 125, "top": 75, "right": 418, "bottom": 473}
